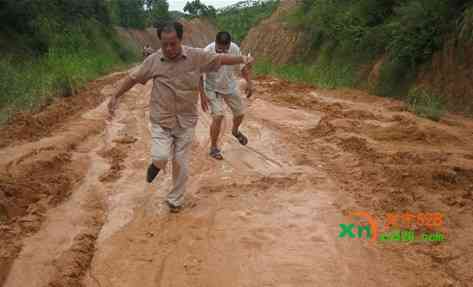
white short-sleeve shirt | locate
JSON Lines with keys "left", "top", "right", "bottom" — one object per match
{"left": 203, "top": 42, "right": 242, "bottom": 95}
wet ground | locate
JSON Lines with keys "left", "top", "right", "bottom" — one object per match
{"left": 1, "top": 73, "right": 472, "bottom": 287}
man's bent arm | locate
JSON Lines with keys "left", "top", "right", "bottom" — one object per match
{"left": 108, "top": 75, "right": 137, "bottom": 117}
{"left": 112, "top": 75, "right": 136, "bottom": 100}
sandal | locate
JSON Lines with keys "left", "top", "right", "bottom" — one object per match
{"left": 209, "top": 147, "right": 224, "bottom": 160}
{"left": 232, "top": 131, "right": 248, "bottom": 146}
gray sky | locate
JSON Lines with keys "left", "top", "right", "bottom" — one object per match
{"left": 169, "top": 1, "right": 240, "bottom": 12}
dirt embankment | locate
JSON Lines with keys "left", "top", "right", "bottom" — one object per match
{"left": 244, "top": 1, "right": 473, "bottom": 115}
{"left": 116, "top": 18, "right": 217, "bottom": 51}
{"left": 241, "top": 0, "right": 308, "bottom": 64}
{"left": 416, "top": 41, "right": 473, "bottom": 115}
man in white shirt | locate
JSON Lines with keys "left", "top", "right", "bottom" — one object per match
{"left": 199, "top": 31, "right": 253, "bottom": 160}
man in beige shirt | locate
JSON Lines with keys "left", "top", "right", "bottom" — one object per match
{"left": 108, "top": 22, "right": 254, "bottom": 212}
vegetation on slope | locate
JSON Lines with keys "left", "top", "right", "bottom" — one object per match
{"left": 255, "top": 0, "right": 473, "bottom": 119}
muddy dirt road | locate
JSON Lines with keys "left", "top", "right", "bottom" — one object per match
{"left": 1, "top": 72, "right": 473, "bottom": 287}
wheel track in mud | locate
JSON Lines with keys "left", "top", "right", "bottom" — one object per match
{"left": 0, "top": 73, "right": 135, "bottom": 287}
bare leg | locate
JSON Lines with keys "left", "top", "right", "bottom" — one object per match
{"left": 210, "top": 115, "right": 224, "bottom": 149}
{"left": 232, "top": 114, "right": 244, "bottom": 135}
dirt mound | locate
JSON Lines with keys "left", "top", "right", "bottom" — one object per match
{"left": 49, "top": 232, "right": 102, "bottom": 287}
{"left": 0, "top": 150, "right": 81, "bottom": 285}
{"left": 367, "top": 121, "right": 461, "bottom": 145}
{"left": 0, "top": 72, "right": 116, "bottom": 285}
{"left": 241, "top": 0, "right": 308, "bottom": 64}
{"left": 98, "top": 140, "right": 135, "bottom": 183}
{"left": 115, "top": 27, "right": 161, "bottom": 50}
{"left": 306, "top": 116, "right": 336, "bottom": 137}
{"left": 338, "top": 136, "right": 377, "bottom": 159}
{"left": 180, "top": 18, "right": 218, "bottom": 48}
{"left": 341, "top": 109, "right": 379, "bottom": 120}
{"left": 0, "top": 73, "right": 125, "bottom": 149}
{"left": 0, "top": 151, "right": 77, "bottom": 221}
{"left": 116, "top": 18, "right": 217, "bottom": 51}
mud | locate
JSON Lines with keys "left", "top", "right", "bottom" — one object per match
{"left": 0, "top": 72, "right": 126, "bottom": 149}
{"left": 0, "top": 72, "right": 472, "bottom": 287}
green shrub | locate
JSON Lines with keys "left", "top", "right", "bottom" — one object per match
{"left": 386, "top": 0, "right": 452, "bottom": 66}
{"left": 407, "top": 87, "right": 445, "bottom": 121}
{"left": 284, "top": 0, "right": 471, "bottom": 113}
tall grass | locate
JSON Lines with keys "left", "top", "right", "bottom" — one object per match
{"left": 407, "top": 87, "right": 445, "bottom": 121}
{"left": 0, "top": 20, "right": 139, "bottom": 123}
{"left": 254, "top": 39, "right": 369, "bottom": 89}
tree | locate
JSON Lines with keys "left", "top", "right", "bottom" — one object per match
{"left": 148, "top": 0, "right": 172, "bottom": 25}
{"left": 184, "top": 0, "right": 216, "bottom": 18}
{"left": 109, "top": 0, "right": 146, "bottom": 29}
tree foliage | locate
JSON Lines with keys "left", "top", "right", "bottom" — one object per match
{"left": 215, "top": 0, "right": 279, "bottom": 43}
{"left": 184, "top": 0, "right": 217, "bottom": 18}
{"left": 295, "top": 0, "right": 471, "bottom": 65}
{"left": 147, "top": 0, "right": 173, "bottom": 25}
{"left": 292, "top": 0, "right": 473, "bottom": 98}
{"left": 109, "top": 0, "right": 146, "bottom": 29}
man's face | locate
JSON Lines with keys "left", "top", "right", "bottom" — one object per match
{"left": 161, "top": 31, "right": 182, "bottom": 60}
{"left": 215, "top": 42, "right": 230, "bottom": 53}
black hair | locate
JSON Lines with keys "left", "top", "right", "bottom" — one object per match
{"left": 156, "top": 21, "right": 184, "bottom": 40}
{"left": 216, "top": 31, "right": 231, "bottom": 45}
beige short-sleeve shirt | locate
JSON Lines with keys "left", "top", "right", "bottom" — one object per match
{"left": 129, "top": 45, "right": 221, "bottom": 128}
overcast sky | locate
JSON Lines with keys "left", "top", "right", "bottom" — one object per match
{"left": 169, "top": 1, "right": 241, "bottom": 12}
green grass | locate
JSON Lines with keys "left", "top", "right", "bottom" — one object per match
{"left": 254, "top": 60, "right": 355, "bottom": 89}
{"left": 407, "top": 87, "right": 445, "bottom": 121}
{"left": 0, "top": 24, "right": 139, "bottom": 124}
{"left": 374, "top": 59, "right": 417, "bottom": 99}
{"left": 253, "top": 42, "right": 362, "bottom": 89}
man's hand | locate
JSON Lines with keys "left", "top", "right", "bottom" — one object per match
{"left": 106, "top": 76, "right": 137, "bottom": 121}
{"left": 245, "top": 80, "right": 254, "bottom": 98}
{"left": 243, "top": 55, "right": 255, "bottom": 69}
{"left": 200, "top": 91, "right": 209, "bottom": 112}
{"left": 107, "top": 96, "right": 118, "bottom": 120}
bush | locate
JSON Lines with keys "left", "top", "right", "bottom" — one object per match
{"left": 387, "top": 0, "right": 452, "bottom": 66}
{"left": 285, "top": 0, "right": 472, "bottom": 110}
{"left": 407, "top": 87, "right": 445, "bottom": 121}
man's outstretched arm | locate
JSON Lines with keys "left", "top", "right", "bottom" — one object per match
{"left": 218, "top": 54, "right": 254, "bottom": 67}
{"left": 108, "top": 75, "right": 137, "bottom": 118}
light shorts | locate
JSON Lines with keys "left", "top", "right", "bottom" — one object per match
{"left": 206, "top": 89, "right": 246, "bottom": 117}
